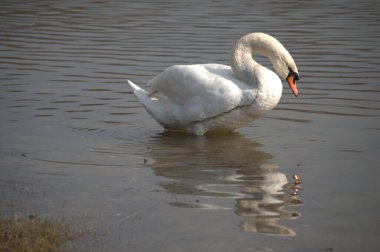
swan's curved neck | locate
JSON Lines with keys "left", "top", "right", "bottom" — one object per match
{"left": 231, "top": 33, "right": 284, "bottom": 84}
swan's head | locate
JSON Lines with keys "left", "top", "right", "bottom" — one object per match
{"left": 286, "top": 67, "right": 299, "bottom": 97}
{"left": 271, "top": 49, "right": 299, "bottom": 97}
{"left": 232, "top": 32, "right": 300, "bottom": 96}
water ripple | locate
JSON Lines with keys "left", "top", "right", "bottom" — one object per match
{"left": 0, "top": 0, "right": 378, "bottom": 242}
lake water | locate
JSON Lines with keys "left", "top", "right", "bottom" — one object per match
{"left": 1, "top": 0, "right": 380, "bottom": 251}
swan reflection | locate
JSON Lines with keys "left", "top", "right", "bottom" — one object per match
{"left": 147, "top": 132, "right": 301, "bottom": 236}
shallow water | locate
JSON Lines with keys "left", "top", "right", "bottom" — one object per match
{"left": 1, "top": 0, "right": 380, "bottom": 251}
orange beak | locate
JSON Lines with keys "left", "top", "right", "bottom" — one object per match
{"left": 287, "top": 75, "right": 298, "bottom": 97}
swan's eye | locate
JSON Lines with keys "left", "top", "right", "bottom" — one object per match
{"left": 287, "top": 68, "right": 299, "bottom": 81}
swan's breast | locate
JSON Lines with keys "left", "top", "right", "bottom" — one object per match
{"left": 253, "top": 65, "right": 283, "bottom": 112}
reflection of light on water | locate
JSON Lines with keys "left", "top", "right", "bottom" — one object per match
{"left": 234, "top": 165, "right": 301, "bottom": 236}
{"left": 148, "top": 132, "right": 302, "bottom": 236}
{"left": 289, "top": 174, "right": 303, "bottom": 205}
{"left": 171, "top": 201, "right": 232, "bottom": 210}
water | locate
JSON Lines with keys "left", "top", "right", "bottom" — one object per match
{"left": 1, "top": 0, "right": 380, "bottom": 251}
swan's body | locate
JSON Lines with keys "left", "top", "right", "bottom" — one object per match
{"left": 128, "top": 33, "right": 299, "bottom": 135}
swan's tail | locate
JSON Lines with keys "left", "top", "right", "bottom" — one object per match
{"left": 127, "top": 79, "right": 157, "bottom": 110}
{"left": 127, "top": 79, "right": 150, "bottom": 100}
{"left": 127, "top": 80, "right": 177, "bottom": 128}
{"left": 127, "top": 80, "right": 147, "bottom": 94}
{"left": 127, "top": 79, "right": 163, "bottom": 123}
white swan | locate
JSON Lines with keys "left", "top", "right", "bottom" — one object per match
{"left": 128, "top": 32, "right": 299, "bottom": 135}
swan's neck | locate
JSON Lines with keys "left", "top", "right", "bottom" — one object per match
{"left": 231, "top": 44, "right": 257, "bottom": 83}
{"left": 231, "top": 33, "right": 284, "bottom": 84}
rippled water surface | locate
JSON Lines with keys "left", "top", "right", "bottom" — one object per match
{"left": 1, "top": 0, "right": 380, "bottom": 251}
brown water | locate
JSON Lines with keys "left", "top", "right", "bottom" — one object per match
{"left": 1, "top": 0, "right": 380, "bottom": 251}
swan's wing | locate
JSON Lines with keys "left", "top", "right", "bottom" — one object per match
{"left": 147, "top": 64, "right": 257, "bottom": 123}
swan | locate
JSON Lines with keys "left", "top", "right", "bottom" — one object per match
{"left": 128, "top": 32, "right": 299, "bottom": 135}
